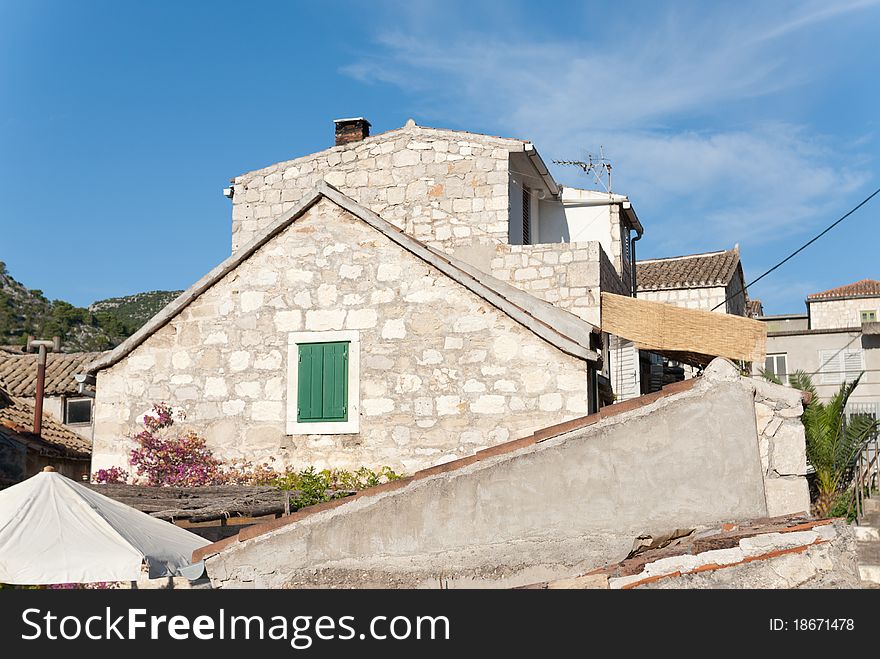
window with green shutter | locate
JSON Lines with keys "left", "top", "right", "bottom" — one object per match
{"left": 297, "top": 342, "right": 349, "bottom": 422}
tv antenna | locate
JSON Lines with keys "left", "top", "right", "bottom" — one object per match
{"left": 554, "top": 146, "right": 613, "bottom": 194}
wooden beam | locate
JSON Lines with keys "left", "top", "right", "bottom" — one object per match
{"left": 600, "top": 292, "right": 766, "bottom": 366}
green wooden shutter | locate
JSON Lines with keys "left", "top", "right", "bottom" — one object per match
{"left": 297, "top": 344, "right": 321, "bottom": 421}
{"left": 322, "top": 342, "right": 348, "bottom": 421}
{"left": 297, "top": 342, "right": 349, "bottom": 423}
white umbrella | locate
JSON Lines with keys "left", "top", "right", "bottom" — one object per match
{"left": 0, "top": 467, "right": 210, "bottom": 585}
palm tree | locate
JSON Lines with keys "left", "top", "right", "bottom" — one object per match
{"left": 785, "top": 370, "right": 878, "bottom": 517}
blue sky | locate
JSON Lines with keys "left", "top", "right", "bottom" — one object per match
{"left": 1, "top": 1, "right": 878, "bottom": 314}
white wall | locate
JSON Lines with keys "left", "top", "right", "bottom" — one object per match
{"left": 538, "top": 191, "right": 616, "bottom": 256}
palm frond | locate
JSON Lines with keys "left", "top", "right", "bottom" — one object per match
{"left": 759, "top": 368, "right": 782, "bottom": 385}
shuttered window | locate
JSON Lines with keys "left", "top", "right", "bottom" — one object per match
{"left": 297, "top": 342, "right": 348, "bottom": 422}
{"left": 818, "top": 349, "right": 864, "bottom": 385}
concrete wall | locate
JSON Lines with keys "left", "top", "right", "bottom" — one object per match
{"left": 203, "top": 359, "right": 804, "bottom": 589}
{"left": 230, "top": 122, "right": 522, "bottom": 255}
{"left": 92, "top": 198, "right": 591, "bottom": 474}
{"left": 761, "top": 329, "right": 880, "bottom": 406}
{"left": 809, "top": 296, "right": 880, "bottom": 330}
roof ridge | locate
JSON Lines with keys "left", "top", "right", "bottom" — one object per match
{"left": 87, "top": 182, "right": 598, "bottom": 374}
{"left": 637, "top": 248, "right": 732, "bottom": 264}
{"left": 806, "top": 278, "right": 880, "bottom": 300}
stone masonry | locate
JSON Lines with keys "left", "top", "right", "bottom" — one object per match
{"left": 91, "top": 198, "right": 590, "bottom": 474}
{"left": 809, "top": 297, "right": 880, "bottom": 330}
{"left": 637, "top": 278, "right": 746, "bottom": 317}
{"left": 231, "top": 121, "right": 524, "bottom": 256}
{"left": 753, "top": 378, "right": 811, "bottom": 516}
{"left": 230, "top": 120, "right": 632, "bottom": 325}
{"left": 488, "top": 242, "right": 628, "bottom": 326}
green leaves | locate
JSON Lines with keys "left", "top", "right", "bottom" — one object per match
{"left": 788, "top": 369, "right": 878, "bottom": 514}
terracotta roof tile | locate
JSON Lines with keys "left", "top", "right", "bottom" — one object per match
{"left": 0, "top": 388, "right": 91, "bottom": 458}
{"left": 0, "top": 351, "right": 103, "bottom": 397}
{"left": 806, "top": 279, "right": 880, "bottom": 301}
{"left": 636, "top": 249, "right": 740, "bottom": 291}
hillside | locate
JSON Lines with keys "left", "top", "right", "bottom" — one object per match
{"left": 0, "top": 261, "right": 181, "bottom": 352}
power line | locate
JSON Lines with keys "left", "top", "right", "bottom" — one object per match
{"left": 711, "top": 186, "right": 880, "bottom": 311}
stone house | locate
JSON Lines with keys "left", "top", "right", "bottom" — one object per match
{"left": 89, "top": 185, "right": 602, "bottom": 473}
{"left": 88, "top": 118, "right": 645, "bottom": 474}
{"left": 757, "top": 279, "right": 880, "bottom": 413}
{"left": 0, "top": 350, "right": 100, "bottom": 440}
{"left": 635, "top": 247, "right": 747, "bottom": 316}
{"left": 229, "top": 118, "right": 641, "bottom": 328}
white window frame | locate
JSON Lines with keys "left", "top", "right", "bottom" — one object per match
{"left": 286, "top": 330, "right": 360, "bottom": 435}
{"left": 764, "top": 353, "right": 788, "bottom": 384}
{"left": 64, "top": 396, "right": 93, "bottom": 426}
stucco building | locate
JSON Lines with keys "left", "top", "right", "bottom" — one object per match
{"left": 88, "top": 118, "right": 646, "bottom": 473}
{"left": 758, "top": 279, "right": 880, "bottom": 415}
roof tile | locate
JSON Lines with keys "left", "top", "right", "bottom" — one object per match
{"left": 636, "top": 249, "right": 740, "bottom": 291}
{"left": 0, "top": 352, "right": 103, "bottom": 397}
{"left": 0, "top": 388, "right": 91, "bottom": 458}
{"left": 806, "top": 279, "right": 880, "bottom": 301}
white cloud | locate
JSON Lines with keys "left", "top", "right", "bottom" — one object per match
{"left": 342, "top": 2, "right": 877, "bottom": 259}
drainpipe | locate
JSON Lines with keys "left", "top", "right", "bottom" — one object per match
{"left": 630, "top": 228, "right": 643, "bottom": 298}
{"left": 28, "top": 337, "right": 59, "bottom": 436}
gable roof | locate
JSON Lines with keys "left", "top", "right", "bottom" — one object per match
{"left": 0, "top": 351, "right": 103, "bottom": 397}
{"left": 636, "top": 248, "right": 741, "bottom": 291}
{"left": 87, "top": 182, "right": 598, "bottom": 374}
{"left": 806, "top": 279, "right": 880, "bottom": 302}
{"left": 0, "top": 388, "right": 91, "bottom": 459}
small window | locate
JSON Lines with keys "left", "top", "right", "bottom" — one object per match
{"left": 764, "top": 354, "right": 788, "bottom": 383}
{"left": 65, "top": 398, "right": 92, "bottom": 425}
{"left": 287, "top": 330, "right": 360, "bottom": 435}
{"left": 861, "top": 310, "right": 876, "bottom": 323}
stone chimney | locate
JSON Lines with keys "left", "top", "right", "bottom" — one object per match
{"left": 334, "top": 118, "right": 371, "bottom": 146}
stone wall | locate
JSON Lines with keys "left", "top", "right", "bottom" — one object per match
{"left": 485, "top": 242, "right": 628, "bottom": 327}
{"left": 753, "top": 379, "right": 811, "bottom": 516}
{"left": 92, "top": 198, "right": 591, "bottom": 474}
{"left": 231, "top": 122, "right": 524, "bottom": 255}
{"left": 637, "top": 285, "right": 729, "bottom": 313}
{"left": 809, "top": 297, "right": 880, "bottom": 330}
{"left": 201, "top": 359, "right": 778, "bottom": 589}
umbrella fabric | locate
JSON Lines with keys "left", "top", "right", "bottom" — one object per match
{"left": 0, "top": 471, "right": 210, "bottom": 584}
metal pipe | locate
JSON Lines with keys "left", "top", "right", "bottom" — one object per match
{"left": 630, "top": 226, "right": 643, "bottom": 298}
{"left": 28, "top": 338, "right": 57, "bottom": 436}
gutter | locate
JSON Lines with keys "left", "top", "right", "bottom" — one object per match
{"left": 523, "top": 144, "right": 559, "bottom": 197}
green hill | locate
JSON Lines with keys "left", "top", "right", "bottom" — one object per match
{"left": 0, "top": 261, "right": 181, "bottom": 352}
